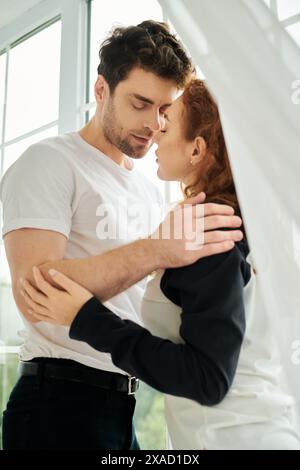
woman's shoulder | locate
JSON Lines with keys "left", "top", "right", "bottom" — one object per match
{"left": 160, "top": 239, "right": 251, "bottom": 307}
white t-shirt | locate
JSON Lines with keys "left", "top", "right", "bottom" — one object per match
{"left": 0, "top": 131, "right": 163, "bottom": 373}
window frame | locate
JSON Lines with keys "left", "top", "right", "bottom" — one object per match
{"left": 0, "top": 0, "right": 89, "bottom": 355}
{"left": 0, "top": 0, "right": 89, "bottom": 175}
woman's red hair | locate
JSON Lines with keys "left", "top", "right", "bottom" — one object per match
{"left": 181, "top": 79, "right": 241, "bottom": 216}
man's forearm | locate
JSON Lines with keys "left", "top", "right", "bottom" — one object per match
{"left": 36, "top": 239, "right": 159, "bottom": 301}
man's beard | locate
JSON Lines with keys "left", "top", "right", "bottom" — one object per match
{"left": 102, "top": 99, "right": 152, "bottom": 158}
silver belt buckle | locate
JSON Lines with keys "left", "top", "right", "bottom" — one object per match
{"left": 128, "top": 376, "right": 139, "bottom": 395}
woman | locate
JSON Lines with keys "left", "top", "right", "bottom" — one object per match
{"left": 21, "top": 80, "right": 300, "bottom": 450}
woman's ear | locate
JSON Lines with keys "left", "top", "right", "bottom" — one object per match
{"left": 190, "top": 136, "right": 207, "bottom": 166}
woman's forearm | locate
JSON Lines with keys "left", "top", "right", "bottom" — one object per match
{"left": 69, "top": 296, "right": 238, "bottom": 406}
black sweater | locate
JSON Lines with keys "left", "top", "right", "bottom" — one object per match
{"left": 69, "top": 240, "right": 251, "bottom": 406}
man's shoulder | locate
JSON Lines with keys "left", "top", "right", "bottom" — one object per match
{"left": 26, "top": 132, "right": 74, "bottom": 157}
{"left": 0, "top": 133, "right": 76, "bottom": 192}
{"left": 12, "top": 133, "right": 75, "bottom": 169}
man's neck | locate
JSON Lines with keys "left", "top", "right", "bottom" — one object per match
{"left": 79, "top": 119, "right": 127, "bottom": 168}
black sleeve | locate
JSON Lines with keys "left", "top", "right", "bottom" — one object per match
{"left": 69, "top": 241, "right": 251, "bottom": 406}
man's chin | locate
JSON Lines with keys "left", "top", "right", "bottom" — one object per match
{"left": 130, "top": 149, "right": 149, "bottom": 159}
{"left": 128, "top": 143, "right": 152, "bottom": 159}
{"left": 117, "top": 136, "right": 152, "bottom": 158}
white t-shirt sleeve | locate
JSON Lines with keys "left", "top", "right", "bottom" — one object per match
{"left": 0, "top": 140, "right": 74, "bottom": 238}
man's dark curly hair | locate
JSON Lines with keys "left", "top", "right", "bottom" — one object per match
{"left": 97, "top": 20, "right": 194, "bottom": 92}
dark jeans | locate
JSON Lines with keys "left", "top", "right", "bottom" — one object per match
{"left": 2, "top": 370, "right": 140, "bottom": 450}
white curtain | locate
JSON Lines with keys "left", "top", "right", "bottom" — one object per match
{"left": 159, "top": 0, "right": 300, "bottom": 429}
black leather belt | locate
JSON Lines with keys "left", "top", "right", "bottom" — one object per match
{"left": 18, "top": 359, "right": 139, "bottom": 395}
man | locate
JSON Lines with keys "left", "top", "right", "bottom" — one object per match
{"left": 0, "top": 20, "right": 243, "bottom": 450}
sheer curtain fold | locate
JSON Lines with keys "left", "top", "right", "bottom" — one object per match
{"left": 159, "top": 0, "right": 300, "bottom": 428}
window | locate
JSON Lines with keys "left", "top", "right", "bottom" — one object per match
{"left": 286, "top": 22, "right": 300, "bottom": 47}
{"left": 0, "top": 17, "right": 61, "bottom": 332}
{"left": 0, "top": 53, "right": 6, "bottom": 152}
{"left": 0, "top": 14, "right": 61, "bottom": 449}
{"left": 277, "top": 0, "right": 300, "bottom": 21}
{"left": 264, "top": 0, "right": 300, "bottom": 47}
{"left": 5, "top": 23, "right": 60, "bottom": 143}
